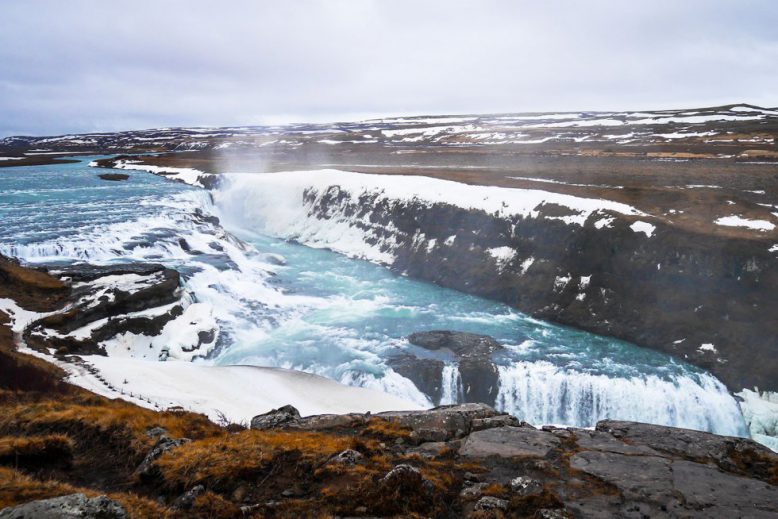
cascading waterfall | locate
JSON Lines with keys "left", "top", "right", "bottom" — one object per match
{"left": 495, "top": 362, "right": 747, "bottom": 436}
{"left": 439, "top": 364, "right": 463, "bottom": 405}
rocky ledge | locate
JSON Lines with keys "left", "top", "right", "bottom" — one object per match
{"left": 243, "top": 402, "right": 778, "bottom": 517}
{"left": 0, "top": 253, "right": 216, "bottom": 362}
{"left": 3, "top": 401, "right": 776, "bottom": 518}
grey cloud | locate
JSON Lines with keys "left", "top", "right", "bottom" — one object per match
{"left": 1, "top": 0, "right": 777, "bottom": 136}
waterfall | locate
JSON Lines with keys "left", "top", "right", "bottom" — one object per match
{"left": 495, "top": 361, "right": 747, "bottom": 436}
{"left": 439, "top": 364, "right": 463, "bottom": 405}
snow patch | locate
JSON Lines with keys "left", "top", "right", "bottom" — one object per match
{"left": 630, "top": 221, "right": 656, "bottom": 237}
{"left": 715, "top": 215, "right": 776, "bottom": 232}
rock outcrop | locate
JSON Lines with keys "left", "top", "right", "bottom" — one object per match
{"left": 0, "top": 254, "right": 218, "bottom": 363}
{"left": 389, "top": 330, "right": 508, "bottom": 405}
{"left": 243, "top": 403, "right": 778, "bottom": 517}
{"left": 0, "top": 493, "right": 127, "bottom": 519}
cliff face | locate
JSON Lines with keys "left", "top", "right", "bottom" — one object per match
{"left": 303, "top": 185, "right": 778, "bottom": 393}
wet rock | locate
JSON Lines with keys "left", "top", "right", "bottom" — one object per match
{"left": 397, "top": 331, "right": 511, "bottom": 406}
{"left": 250, "top": 404, "right": 301, "bottom": 430}
{"left": 0, "top": 493, "right": 127, "bottom": 518}
{"left": 459, "top": 426, "right": 560, "bottom": 458}
{"left": 407, "top": 331, "right": 504, "bottom": 357}
{"left": 474, "top": 496, "right": 508, "bottom": 511}
{"left": 387, "top": 354, "right": 444, "bottom": 403}
{"left": 136, "top": 436, "right": 191, "bottom": 481}
{"left": 97, "top": 173, "right": 129, "bottom": 181}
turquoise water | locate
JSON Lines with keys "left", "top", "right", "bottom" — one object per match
{"left": 0, "top": 157, "right": 747, "bottom": 435}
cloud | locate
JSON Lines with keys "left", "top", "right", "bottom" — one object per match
{"left": 1, "top": 0, "right": 777, "bottom": 136}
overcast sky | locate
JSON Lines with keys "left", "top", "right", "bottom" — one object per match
{"left": 1, "top": 0, "right": 777, "bottom": 137}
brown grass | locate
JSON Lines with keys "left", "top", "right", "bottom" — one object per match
{"left": 0, "top": 434, "right": 73, "bottom": 466}
{"left": 361, "top": 417, "right": 413, "bottom": 440}
{"left": 0, "top": 393, "right": 219, "bottom": 458}
{"left": 156, "top": 429, "right": 356, "bottom": 489}
{"left": 0, "top": 466, "right": 172, "bottom": 518}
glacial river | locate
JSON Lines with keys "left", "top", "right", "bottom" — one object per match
{"left": 0, "top": 157, "right": 747, "bottom": 435}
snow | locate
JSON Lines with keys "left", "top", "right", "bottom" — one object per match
{"left": 630, "top": 221, "right": 656, "bottom": 237}
{"left": 593, "top": 216, "right": 615, "bottom": 229}
{"left": 715, "top": 216, "right": 776, "bottom": 232}
{"left": 486, "top": 246, "right": 516, "bottom": 266}
{"left": 0, "top": 156, "right": 24, "bottom": 161}
{"left": 112, "top": 160, "right": 212, "bottom": 188}
{"left": 770, "top": 245, "right": 778, "bottom": 253}
{"left": 42, "top": 354, "right": 423, "bottom": 423}
{"left": 553, "top": 275, "right": 571, "bottom": 290}
{"left": 519, "top": 257, "right": 535, "bottom": 275}
{"left": 0, "top": 298, "right": 55, "bottom": 333}
{"left": 698, "top": 343, "right": 717, "bottom": 354}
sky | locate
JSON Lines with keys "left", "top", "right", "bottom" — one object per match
{"left": 1, "top": 0, "right": 777, "bottom": 137}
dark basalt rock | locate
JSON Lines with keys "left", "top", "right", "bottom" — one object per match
{"left": 22, "top": 262, "right": 184, "bottom": 356}
{"left": 304, "top": 185, "right": 778, "bottom": 393}
{"left": 407, "top": 330, "right": 505, "bottom": 358}
{"left": 97, "top": 173, "right": 129, "bottom": 181}
{"left": 0, "top": 493, "right": 127, "bottom": 519}
{"left": 386, "top": 354, "right": 444, "bottom": 403}
{"left": 250, "top": 404, "right": 302, "bottom": 430}
{"left": 393, "top": 330, "right": 508, "bottom": 406}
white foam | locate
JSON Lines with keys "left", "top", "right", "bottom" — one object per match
{"left": 496, "top": 361, "right": 746, "bottom": 436}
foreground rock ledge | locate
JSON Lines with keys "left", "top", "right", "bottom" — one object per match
{"left": 248, "top": 403, "right": 778, "bottom": 518}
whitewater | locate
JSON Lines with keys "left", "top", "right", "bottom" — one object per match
{"left": 0, "top": 157, "right": 749, "bottom": 437}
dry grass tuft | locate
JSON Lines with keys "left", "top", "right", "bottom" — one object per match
{"left": 0, "top": 434, "right": 73, "bottom": 467}
{"left": 0, "top": 395, "right": 219, "bottom": 459}
{"left": 156, "top": 429, "right": 356, "bottom": 489}
{"left": 0, "top": 466, "right": 78, "bottom": 509}
{"left": 362, "top": 418, "right": 413, "bottom": 440}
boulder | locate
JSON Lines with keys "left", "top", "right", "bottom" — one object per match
{"left": 377, "top": 403, "right": 500, "bottom": 443}
{"left": 136, "top": 436, "right": 190, "bottom": 480}
{"left": 0, "top": 493, "right": 127, "bottom": 519}
{"left": 407, "top": 331, "right": 504, "bottom": 358}
{"left": 596, "top": 420, "right": 775, "bottom": 461}
{"left": 459, "top": 426, "right": 560, "bottom": 458}
{"left": 400, "top": 331, "right": 510, "bottom": 406}
{"left": 97, "top": 173, "right": 129, "bottom": 181}
{"left": 172, "top": 484, "right": 205, "bottom": 510}
{"left": 328, "top": 449, "right": 363, "bottom": 465}
{"left": 510, "top": 476, "right": 543, "bottom": 496}
{"left": 387, "top": 354, "right": 444, "bottom": 403}
{"left": 250, "top": 405, "right": 301, "bottom": 430}
{"left": 474, "top": 496, "right": 508, "bottom": 511}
